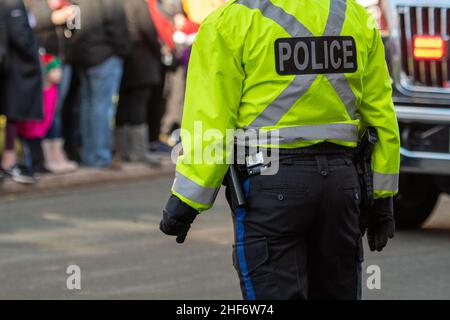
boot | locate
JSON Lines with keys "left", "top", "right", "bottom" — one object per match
{"left": 115, "top": 126, "right": 130, "bottom": 160}
{"left": 41, "top": 140, "right": 61, "bottom": 173}
{"left": 52, "top": 138, "right": 78, "bottom": 173}
{"left": 129, "top": 125, "right": 161, "bottom": 166}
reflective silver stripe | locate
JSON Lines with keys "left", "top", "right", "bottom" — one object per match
{"left": 277, "top": 123, "right": 358, "bottom": 143}
{"left": 373, "top": 172, "right": 399, "bottom": 192}
{"left": 236, "top": 0, "right": 313, "bottom": 37}
{"left": 237, "top": 0, "right": 356, "bottom": 128}
{"left": 172, "top": 171, "right": 220, "bottom": 206}
{"left": 323, "top": 0, "right": 356, "bottom": 118}
{"left": 323, "top": 0, "right": 347, "bottom": 36}
{"left": 241, "top": 123, "right": 359, "bottom": 145}
{"left": 326, "top": 73, "right": 357, "bottom": 118}
{"left": 237, "top": 0, "right": 315, "bottom": 128}
{"left": 250, "top": 75, "right": 317, "bottom": 127}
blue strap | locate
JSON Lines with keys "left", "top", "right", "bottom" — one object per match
{"left": 235, "top": 179, "right": 256, "bottom": 300}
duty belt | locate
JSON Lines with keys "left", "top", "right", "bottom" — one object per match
{"left": 236, "top": 142, "right": 355, "bottom": 177}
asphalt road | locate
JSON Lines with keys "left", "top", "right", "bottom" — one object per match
{"left": 0, "top": 177, "right": 450, "bottom": 300}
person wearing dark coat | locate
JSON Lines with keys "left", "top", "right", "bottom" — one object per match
{"left": 0, "top": 0, "right": 42, "bottom": 122}
{"left": 66, "top": 0, "right": 131, "bottom": 69}
{"left": 67, "top": 0, "right": 131, "bottom": 168}
{"left": 114, "top": 0, "right": 162, "bottom": 166}
{"left": 0, "top": 0, "right": 43, "bottom": 184}
{"left": 0, "top": 5, "right": 8, "bottom": 74}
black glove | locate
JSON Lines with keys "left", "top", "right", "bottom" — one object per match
{"left": 160, "top": 195, "right": 198, "bottom": 244}
{"left": 362, "top": 197, "right": 395, "bottom": 252}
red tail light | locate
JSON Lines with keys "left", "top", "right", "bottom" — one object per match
{"left": 413, "top": 36, "right": 447, "bottom": 61}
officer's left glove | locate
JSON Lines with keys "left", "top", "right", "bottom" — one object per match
{"left": 365, "top": 197, "right": 396, "bottom": 252}
{"left": 160, "top": 195, "right": 198, "bottom": 244}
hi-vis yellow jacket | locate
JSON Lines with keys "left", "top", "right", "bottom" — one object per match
{"left": 172, "top": 0, "right": 401, "bottom": 212}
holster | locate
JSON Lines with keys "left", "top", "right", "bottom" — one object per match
{"left": 355, "top": 127, "right": 378, "bottom": 211}
{"left": 224, "top": 164, "right": 247, "bottom": 210}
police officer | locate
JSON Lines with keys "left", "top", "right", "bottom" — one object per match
{"left": 160, "top": 0, "right": 400, "bottom": 300}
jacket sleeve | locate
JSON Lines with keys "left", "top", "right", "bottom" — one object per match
{"left": 359, "top": 27, "right": 401, "bottom": 199}
{"left": 171, "top": 17, "right": 244, "bottom": 212}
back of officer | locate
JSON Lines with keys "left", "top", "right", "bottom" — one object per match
{"left": 160, "top": 0, "right": 400, "bottom": 300}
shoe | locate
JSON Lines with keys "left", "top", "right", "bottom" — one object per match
{"left": 41, "top": 140, "right": 60, "bottom": 173}
{"left": 2, "top": 165, "right": 37, "bottom": 185}
{"left": 42, "top": 139, "right": 78, "bottom": 174}
{"left": 129, "top": 125, "right": 161, "bottom": 167}
{"left": 52, "top": 139, "right": 78, "bottom": 173}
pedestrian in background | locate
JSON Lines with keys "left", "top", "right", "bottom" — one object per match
{"left": 114, "top": 0, "right": 162, "bottom": 167}
{"left": 146, "top": 0, "right": 179, "bottom": 154}
{"left": 0, "top": 0, "right": 43, "bottom": 184}
{"left": 66, "top": 0, "right": 131, "bottom": 168}
{"left": 28, "top": 0, "right": 79, "bottom": 174}
{"left": 17, "top": 54, "right": 62, "bottom": 176}
{"left": 160, "top": 11, "right": 198, "bottom": 143}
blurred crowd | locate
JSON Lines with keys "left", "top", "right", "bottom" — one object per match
{"left": 0, "top": 0, "right": 200, "bottom": 185}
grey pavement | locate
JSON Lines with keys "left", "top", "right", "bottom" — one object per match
{"left": 0, "top": 176, "right": 450, "bottom": 300}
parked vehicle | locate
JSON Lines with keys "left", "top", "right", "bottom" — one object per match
{"left": 360, "top": 0, "right": 450, "bottom": 228}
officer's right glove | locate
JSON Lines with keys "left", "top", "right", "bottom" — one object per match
{"left": 160, "top": 195, "right": 198, "bottom": 244}
{"left": 364, "top": 197, "right": 396, "bottom": 252}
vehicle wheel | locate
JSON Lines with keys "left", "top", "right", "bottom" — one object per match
{"left": 394, "top": 174, "right": 440, "bottom": 229}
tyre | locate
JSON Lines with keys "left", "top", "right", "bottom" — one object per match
{"left": 394, "top": 174, "right": 440, "bottom": 229}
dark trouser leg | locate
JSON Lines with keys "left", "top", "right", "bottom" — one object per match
{"left": 62, "top": 69, "right": 81, "bottom": 162}
{"left": 5, "top": 121, "right": 17, "bottom": 151}
{"left": 129, "top": 88, "right": 152, "bottom": 126}
{"left": 227, "top": 164, "right": 320, "bottom": 300}
{"left": 2, "top": 121, "right": 18, "bottom": 170}
{"left": 21, "top": 138, "right": 44, "bottom": 174}
{"left": 117, "top": 87, "right": 152, "bottom": 127}
{"left": 116, "top": 88, "right": 131, "bottom": 128}
{"left": 147, "top": 70, "right": 166, "bottom": 143}
{"left": 79, "top": 70, "right": 94, "bottom": 165}
{"left": 116, "top": 88, "right": 154, "bottom": 162}
{"left": 308, "top": 156, "right": 363, "bottom": 300}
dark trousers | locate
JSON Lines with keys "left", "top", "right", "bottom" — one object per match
{"left": 116, "top": 87, "right": 153, "bottom": 126}
{"left": 62, "top": 68, "right": 81, "bottom": 162}
{"left": 21, "top": 138, "right": 44, "bottom": 174}
{"left": 226, "top": 154, "right": 363, "bottom": 300}
{"left": 147, "top": 71, "right": 166, "bottom": 143}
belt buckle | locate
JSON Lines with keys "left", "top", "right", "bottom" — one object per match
{"left": 246, "top": 151, "right": 269, "bottom": 176}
